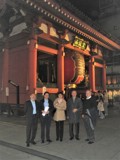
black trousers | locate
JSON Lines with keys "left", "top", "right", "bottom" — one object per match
{"left": 40, "top": 115, "right": 51, "bottom": 141}
{"left": 69, "top": 123, "right": 80, "bottom": 138}
{"left": 56, "top": 121, "right": 64, "bottom": 140}
{"left": 83, "top": 115, "right": 95, "bottom": 142}
{"left": 26, "top": 115, "right": 38, "bottom": 144}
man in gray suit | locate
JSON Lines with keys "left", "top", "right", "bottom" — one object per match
{"left": 67, "top": 90, "right": 83, "bottom": 140}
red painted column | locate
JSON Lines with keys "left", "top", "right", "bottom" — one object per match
{"left": 57, "top": 44, "right": 64, "bottom": 92}
{"left": 27, "top": 37, "right": 37, "bottom": 95}
{"left": 2, "top": 48, "right": 9, "bottom": 103}
{"left": 89, "top": 57, "right": 95, "bottom": 92}
{"left": 103, "top": 61, "right": 106, "bottom": 91}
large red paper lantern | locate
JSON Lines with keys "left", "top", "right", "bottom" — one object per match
{"left": 64, "top": 51, "right": 85, "bottom": 84}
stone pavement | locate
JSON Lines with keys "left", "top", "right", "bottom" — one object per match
{"left": 0, "top": 106, "right": 120, "bottom": 160}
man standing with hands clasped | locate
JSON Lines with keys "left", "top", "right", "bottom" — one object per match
{"left": 67, "top": 90, "right": 83, "bottom": 140}
{"left": 24, "top": 93, "right": 39, "bottom": 147}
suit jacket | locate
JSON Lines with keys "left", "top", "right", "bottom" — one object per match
{"left": 39, "top": 98, "right": 54, "bottom": 117}
{"left": 24, "top": 100, "right": 40, "bottom": 119}
{"left": 67, "top": 97, "right": 83, "bottom": 123}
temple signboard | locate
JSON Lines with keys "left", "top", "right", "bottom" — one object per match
{"left": 72, "top": 36, "right": 87, "bottom": 50}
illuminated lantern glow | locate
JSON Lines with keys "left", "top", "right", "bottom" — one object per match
{"left": 64, "top": 51, "right": 85, "bottom": 84}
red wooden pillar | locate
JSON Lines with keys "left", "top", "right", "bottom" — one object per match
{"left": 57, "top": 44, "right": 64, "bottom": 92}
{"left": 103, "top": 61, "right": 106, "bottom": 91}
{"left": 89, "top": 57, "right": 95, "bottom": 91}
{"left": 27, "top": 37, "right": 37, "bottom": 94}
{"left": 2, "top": 48, "right": 9, "bottom": 103}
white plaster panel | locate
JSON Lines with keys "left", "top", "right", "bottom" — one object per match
{"left": 39, "top": 23, "right": 48, "bottom": 34}
{"left": 50, "top": 27, "right": 58, "bottom": 38}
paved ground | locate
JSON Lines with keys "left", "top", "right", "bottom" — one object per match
{"left": 0, "top": 106, "right": 120, "bottom": 160}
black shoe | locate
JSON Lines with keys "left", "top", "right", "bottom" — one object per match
{"left": 26, "top": 143, "right": 30, "bottom": 147}
{"left": 60, "top": 139, "right": 63, "bottom": 142}
{"left": 31, "top": 141, "right": 36, "bottom": 145}
{"left": 41, "top": 140, "right": 44, "bottom": 143}
{"left": 88, "top": 141, "right": 94, "bottom": 144}
{"left": 69, "top": 137, "right": 74, "bottom": 140}
{"left": 85, "top": 138, "right": 89, "bottom": 141}
{"left": 47, "top": 139, "right": 52, "bottom": 142}
{"left": 56, "top": 138, "right": 59, "bottom": 141}
{"left": 75, "top": 137, "right": 80, "bottom": 140}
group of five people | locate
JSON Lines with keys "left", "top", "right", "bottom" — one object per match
{"left": 24, "top": 89, "right": 98, "bottom": 147}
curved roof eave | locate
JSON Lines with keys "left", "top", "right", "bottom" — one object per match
{"left": 12, "top": 0, "right": 120, "bottom": 51}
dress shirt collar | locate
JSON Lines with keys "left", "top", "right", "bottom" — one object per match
{"left": 86, "top": 96, "right": 91, "bottom": 100}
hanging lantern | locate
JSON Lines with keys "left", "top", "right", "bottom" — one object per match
{"left": 64, "top": 51, "right": 85, "bottom": 84}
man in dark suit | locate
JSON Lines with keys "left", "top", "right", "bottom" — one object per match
{"left": 39, "top": 92, "right": 54, "bottom": 143}
{"left": 82, "top": 90, "right": 98, "bottom": 144}
{"left": 24, "top": 93, "right": 39, "bottom": 147}
{"left": 67, "top": 90, "right": 83, "bottom": 140}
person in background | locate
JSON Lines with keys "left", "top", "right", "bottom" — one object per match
{"left": 97, "top": 96, "right": 105, "bottom": 119}
{"left": 103, "top": 91, "right": 109, "bottom": 116}
{"left": 24, "top": 93, "right": 39, "bottom": 147}
{"left": 39, "top": 92, "right": 54, "bottom": 143}
{"left": 67, "top": 90, "right": 83, "bottom": 140}
{"left": 95, "top": 90, "right": 103, "bottom": 104}
{"left": 53, "top": 92, "right": 66, "bottom": 142}
{"left": 82, "top": 90, "right": 98, "bottom": 144}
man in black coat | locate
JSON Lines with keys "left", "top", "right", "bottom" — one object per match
{"left": 24, "top": 93, "right": 39, "bottom": 147}
{"left": 39, "top": 92, "right": 54, "bottom": 143}
{"left": 82, "top": 90, "right": 98, "bottom": 144}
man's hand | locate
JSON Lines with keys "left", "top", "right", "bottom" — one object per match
{"left": 46, "top": 110, "right": 49, "bottom": 114}
{"left": 73, "top": 108, "right": 78, "bottom": 113}
{"left": 42, "top": 109, "right": 49, "bottom": 114}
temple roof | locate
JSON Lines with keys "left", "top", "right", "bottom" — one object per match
{"left": 0, "top": 0, "right": 120, "bottom": 51}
